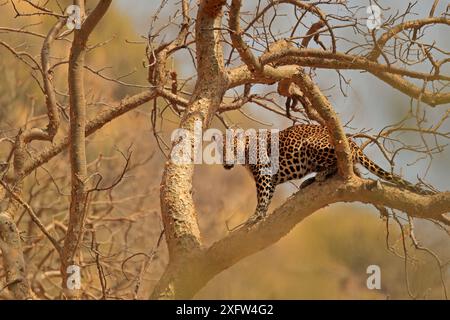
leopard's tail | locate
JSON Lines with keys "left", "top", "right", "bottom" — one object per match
{"left": 355, "top": 148, "right": 435, "bottom": 195}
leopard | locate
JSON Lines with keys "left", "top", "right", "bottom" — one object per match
{"left": 222, "top": 124, "right": 432, "bottom": 222}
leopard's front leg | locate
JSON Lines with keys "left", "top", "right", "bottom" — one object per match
{"left": 247, "top": 169, "right": 276, "bottom": 224}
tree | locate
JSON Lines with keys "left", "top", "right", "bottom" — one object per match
{"left": 0, "top": 0, "right": 449, "bottom": 300}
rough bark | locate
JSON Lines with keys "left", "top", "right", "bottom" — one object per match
{"left": 151, "top": 176, "right": 450, "bottom": 299}
{"left": 0, "top": 206, "right": 30, "bottom": 299}
{"left": 153, "top": 0, "right": 228, "bottom": 299}
{"left": 60, "top": 0, "right": 112, "bottom": 298}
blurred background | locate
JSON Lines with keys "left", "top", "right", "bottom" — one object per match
{"left": 0, "top": 0, "right": 449, "bottom": 299}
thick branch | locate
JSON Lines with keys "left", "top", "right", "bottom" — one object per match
{"left": 61, "top": 0, "right": 112, "bottom": 297}
{"left": 263, "top": 48, "right": 450, "bottom": 82}
{"left": 292, "top": 70, "right": 354, "bottom": 178}
{"left": 0, "top": 208, "right": 30, "bottom": 299}
{"left": 155, "top": 0, "right": 228, "bottom": 299}
{"left": 227, "top": 49, "right": 450, "bottom": 106}
{"left": 152, "top": 176, "right": 449, "bottom": 299}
